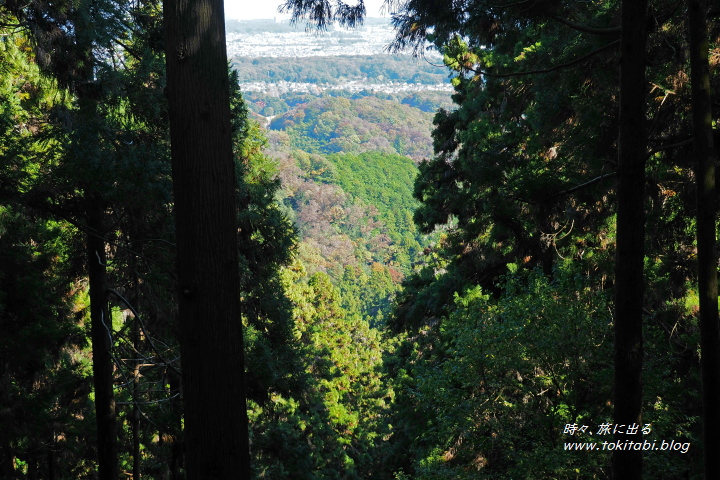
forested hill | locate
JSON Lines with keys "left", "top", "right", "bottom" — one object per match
{"left": 261, "top": 93, "right": 436, "bottom": 324}
{"left": 268, "top": 96, "right": 436, "bottom": 160}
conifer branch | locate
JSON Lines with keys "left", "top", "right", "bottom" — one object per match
{"left": 117, "top": 393, "right": 180, "bottom": 406}
{"left": 504, "top": 171, "right": 617, "bottom": 205}
{"left": 550, "top": 15, "right": 621, "bottom": 35}
{"left": 467, "top": 40, "right": 619, "bottom": 78}
{"left": 550, "top": 171, "right": 617, "bottom": 198}
{"left": 473, "top": 0, "right": 535, "bottom": 8}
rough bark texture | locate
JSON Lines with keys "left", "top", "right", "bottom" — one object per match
{"left": 688, "top": 0, "right": 720, "bottom": 477}
{"left": 163, "top": 0, "right": 252, "bottom": 478}
{"left": 613, "top": 0, "right": 647, "bottom": 478}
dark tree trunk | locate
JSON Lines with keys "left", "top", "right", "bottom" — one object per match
{"left": 163, "top": 0, "right": 252, "bottom": 478}
{"left": 86, "top": 199, "right": 119, "bottom": 480}
{"left": 47, "top": 441, "right": 57, "bottom": 480}
{"left": 613, "top": 0, "right": 648, "bottom": 478}
{"left": 74, "top": 8, "right": 119, "bottom": 474}
{"left": 0, "top": 443, "right": 17, "bottom": 479}
{"left": 687, "top": 0, "right": 720, "bottom": 477}
{"left": 132, "top": 277, "right": 141, "bottom": 480}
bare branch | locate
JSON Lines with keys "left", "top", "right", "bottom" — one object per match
{"left": 107, "top": 288, "right": 182, "bottom": 377}
{"left": 117, "top": 393, "right": 181, "bottom": 406}
{"left": 646, "top": 138, "right": 694, "bottom": 157}
{"left": 549, "top": 171, "right": 617, "bottom": 199}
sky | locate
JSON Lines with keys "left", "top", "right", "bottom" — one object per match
{"left": 224, "top": 0, "right": 388, "bottom": 21}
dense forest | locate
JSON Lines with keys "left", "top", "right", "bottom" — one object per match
{"left": 1, "top": 0, "right": 719, "bottom": 479}
{"left": 267, "top": 96, "right": 437, "bottom": 159}
{"left": 245, "top": 89, "right": 452, "bottom": 120}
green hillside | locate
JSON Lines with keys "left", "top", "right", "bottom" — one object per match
{"left": 269, "top": 96, "right": 435, "bottom": 160}
{"left": 2, "top": 1, "right": 716, "bottom": 479}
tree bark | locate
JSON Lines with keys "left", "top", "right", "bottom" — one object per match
{"left": 76, "top": 20, "right": 119, "bottom": 472}
{"left": 86, "top": 199, "right": 119, "bottom": 480}
{"left": 132, "top": 272, "right": 141, "bottom": 480}
{"left": 687, "top": 0, "right": 720, "bottom": 477}
{"left": 163, "top": 0, "right": 251, "bottom": 478}
{"left": 613, "top": 0, "right": 648, "bottom": 478}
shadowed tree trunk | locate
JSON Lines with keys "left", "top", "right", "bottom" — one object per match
{"left": 687, "top": 0, "right": 720, "bottom": 477}
{"left": 163, "top": 0, "right": 252, "bottom": 478}
{"left": 85, "top": 193, "right": 118, "bottom": 480}
{"left": 77, "top": 28, "right": 119, "bottom": 478}
{"left": 613, "top": 0, "right": 648, "bottom": 478}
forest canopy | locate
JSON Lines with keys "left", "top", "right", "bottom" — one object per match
{"left": 1, "top": 0, "right": 719, "bottom": 479}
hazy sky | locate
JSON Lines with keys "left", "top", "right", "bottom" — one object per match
{"left": 224, "top": 0, "right": 389, "bottom": 21}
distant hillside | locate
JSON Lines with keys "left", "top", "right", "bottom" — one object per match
{"left": 231, "top": 56, "right": 449, "bottom": 85}
{"left": 273, "top": 148, "right": 427, "bottom": 323}
{"left": 244, "top": 89, "right": 453, "bottom": 118}
{"left": 268, "top": 96, "right": 436, "bottom": 160}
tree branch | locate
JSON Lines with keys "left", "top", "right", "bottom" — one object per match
{"left": 467, "top": 40, "right": 619, "bottom": 78}
{"left": 550, "top": 15, "right": 621, "bottom": 36}
{"left": 646, "top": 138, "right": 694, "bottom": 156}
{"left": 107, "top": 288, "right": 182, "bottom": 377}
{"left": 549, "top": 171, "right": 617, "bottom": 199}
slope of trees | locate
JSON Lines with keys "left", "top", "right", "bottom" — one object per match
{"left": 273, "top": 148, "right": 421, "bottom": 325}
{"left": 245, "top": 89, "right": 453, "bottom": 118}
{"left": 269, "top": 95, "right": 436, "bottom": 159}
{"left": 0, "top": 7, "right": 395, "bottom": 476}
{"left": 375, "top": 0, "right": 719, "bottom": 478}
{"left": 2, "top": 0, "right": 720, "bottom": 478}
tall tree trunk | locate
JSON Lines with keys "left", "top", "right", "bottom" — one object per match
{"left": 687, "top": 0, "right": 720, "bottom": 477}
{"left": 47, "top": 440, "right": 57, "bottom": 480}
{"left": 613, "top": 0, "right": 648, "bottom": 478}
{"left": 163, "top": 0, "right": 252, "bottom": 478}
{"left": 86, "top": 199, "right": 119, "bottom": 480}
{"left": 72, "top": 7, "right": 119, "bottom": 475}
{"left": 0, "top": 443, "right": 17, "bottom": 479}
{"left": 131, "top": 270, "right": 141, "bottom": 480}
{"left": 76, "top": 12, "right": 119, "bottom": 469}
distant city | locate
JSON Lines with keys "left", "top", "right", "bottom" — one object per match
{"left": 227, "top": 22, "right": 398, "bottom": 58}
{"left": 227, "top": 18, "right": 451, "bottom": 95}
{"left": 240, "top": 80, "right": 452, "bottom": 96}
{"left": 226, "top": 17, "right": 426, "bottom": 58}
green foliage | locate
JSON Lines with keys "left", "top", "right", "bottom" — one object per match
{"left": 270, "top": 96, "right": 436, "bottom": 160}
{"left": 324, "top": 151, "right": 424, "bottom": 269}
{"left": 0, "top": 24, "right": 96, "bottom": 477}
{"left": 248, "top": 266, "right": 391, "bottom": 479}
{"left": 0, "top": 204, "right": 93, "bottom": 478}
{"left": 386, "top": 266, "right": 614, "bottom": 479}
{"left": 273, "top": 145, "right": 431, "bottom": 327}
{"left": 338, "top": 263, "right": 399, "bottom": 327}
{"left": 381, "top": 1, "right": 715, "bottom": 478}
{"left": 229, "top": 70, "right": 305, "bottom": 403}
{"left": 2, "top": 0, "right": 716, "bottom": 478}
